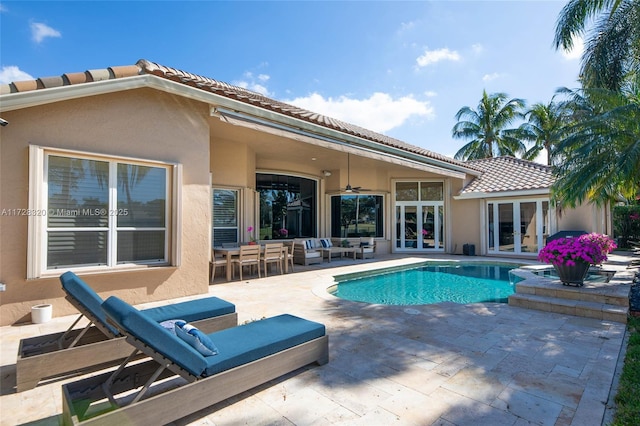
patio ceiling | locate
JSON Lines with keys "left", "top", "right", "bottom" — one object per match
{"left": 209, "top": 109, "right": 468, "bottom": 179}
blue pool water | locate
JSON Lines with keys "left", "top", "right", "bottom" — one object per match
{"left": 328, "top": 262, "right": 522, "bottom": 305}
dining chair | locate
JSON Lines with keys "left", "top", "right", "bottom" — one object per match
{"left": 230, "top": 244, "right": 261, "bottom": 280}
{"left": 261, "top": 243, "right": 284, "bottom": 277}
{"left": 283, "top": 242, "right": 295, "bottom": 273}
{"left": 209, "top": 249, "right": 228, "bottom": 283}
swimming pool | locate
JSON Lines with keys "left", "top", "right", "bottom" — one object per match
{"left": 328, "top": 262, "right": 522, "bottom": 305}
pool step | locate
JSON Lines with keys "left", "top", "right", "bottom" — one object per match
{"left": 509, "top": 280, "right": 629, "bottom": 323}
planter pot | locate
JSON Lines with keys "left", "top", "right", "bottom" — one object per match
{"left": 31, "top": 304, "right": 53, "bottom": 324}
{"left": 248, "top": 241, "right": 257, "bottom": 245}
{"left": 553, "top": 261, "right": 590, "bottom": 286}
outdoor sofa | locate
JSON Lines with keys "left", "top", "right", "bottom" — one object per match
{"left": 62, "top": 295, "right": 329, "bottom": 425}
{"left": 292, "top": 237, "right": 376, "bottom": 265}
{"left": 292, "top": 238, "right": 325, "bottom": 265}
{"left": 16, "top": 271, "right": 237, "bottom": 392}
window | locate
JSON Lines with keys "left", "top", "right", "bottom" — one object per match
{"left": 212, "top": 189, "right": 239, "bottom": 246}
{"left": 29, "top": 147, "right": 175, "bottom": 277}
{"left": 256, "top": 173, "right": 317, "bottom": 239}
{"left": 331, "top": 195, "right": 383, "bottom": 238}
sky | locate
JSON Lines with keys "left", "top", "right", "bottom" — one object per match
{"left": 0, "top": 1, "right": 583, "bottom": 160}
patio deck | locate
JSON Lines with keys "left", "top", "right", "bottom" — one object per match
{"left": 0, "top": 253, "right": 635, "bottom": 425}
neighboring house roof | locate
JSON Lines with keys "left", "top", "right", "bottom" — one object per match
{"left": 0, "top": 59, "right": 482, "bottom": 175}
{"left": 456, "top": 156, "right": 555, "bottom": 199}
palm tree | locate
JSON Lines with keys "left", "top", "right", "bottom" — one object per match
{"left": 552, "top": 86, "right": 640, "bottom": 206}
{"left": 519, "top": 98, "right": 569, "bottom": 165}
{"left": 554, "top": 0, "right": 640, "bottom": 91}
{"left": 452, "top": 90, "right": 527, "bottom": 160}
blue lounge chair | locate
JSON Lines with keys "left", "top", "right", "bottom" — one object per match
{"left": 16, "top": 271, "right": 237, "bottom": 391}
{"left": 62, "top": 295, "right": 328, "bottom": 425}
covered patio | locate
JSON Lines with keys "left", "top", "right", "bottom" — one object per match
{"left": 0, "top": 253, "right": 634, "bottom": 425}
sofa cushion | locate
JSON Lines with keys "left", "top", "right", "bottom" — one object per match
{"left": 201, "top": 314, "right": 325, "bottom": 377}
{"left": 361, "top": 237, "right": 375, "bottom": 246}
{"left": 306, "top": 251, "right": 322, "bottom": 258}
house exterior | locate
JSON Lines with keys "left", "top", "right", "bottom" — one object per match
{"left": 0, "top": 60, "right": 610, "bottom": 325}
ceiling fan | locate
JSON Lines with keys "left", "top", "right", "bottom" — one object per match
{"left": 344, "top": 153, "right": 370, "bottom": 194}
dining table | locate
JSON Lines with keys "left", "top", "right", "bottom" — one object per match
{"left": 214, "top": 244, "right": 290, "bottom": 281}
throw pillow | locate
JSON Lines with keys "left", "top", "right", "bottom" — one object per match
{"left": 320, "top": 238, "right": 332, "bottom": 248}
{"left": 159, "top": 319, "right": 184, "bottom": 335}
{"left": 175, "top": 320, "right": 219, "bottom": 356}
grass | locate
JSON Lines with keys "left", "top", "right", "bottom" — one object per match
{"left": 611, "top": 315, "right": 640, "bottom": 425}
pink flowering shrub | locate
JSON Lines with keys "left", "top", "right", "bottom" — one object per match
{"left": 580, "top": 232, "right": 617, "bottom": 257}
{"left": 538, "top": 233, "right": 616, "bottom": 266}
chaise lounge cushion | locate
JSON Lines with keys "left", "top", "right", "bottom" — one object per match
{"left": 102, "top": 296, "right": 326, "bottom": 379}
{"left": 102, "top": 296, "right": 208, "bottom": 376}
{"left": 60, "top": 271, "right": 119, "bottom": 336}
{"left": 201, "top": 314, "right": 325, "bottom": 377}
{"left": 144, "top": 297, "right": 235, "bottom": 324}
{"left": 60, "top": 271, "right": 235, "bottom": 333}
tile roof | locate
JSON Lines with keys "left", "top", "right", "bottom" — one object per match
{"left": 460, "top": 156, "right": 555, "bottom": 194}
{"left": 0, "top": 59, "right": 479, "bottom": 172}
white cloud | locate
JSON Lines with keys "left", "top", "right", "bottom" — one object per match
{"left": 561, "top": 35, "right": 584, "bottom": 60}
{"left": 285, "top": 92, "right": 434, "bottom": 133}
{"left": 398, "top": 20, "right": 416, "bottom": 34}
{"left": 482, "top": 72, "right": 501, "bottom": 82}
{"left": 416, "top": 47, "right": 461, "bottom": 67}
{"left": 30, "top": 22, "right": 61, "bottom": 43}
{"left": 234, "top": 80, "right": 270, "bottom": 96}
{"left": 424, "top": 90, "right": 437, "bottom": 97}
{"left": 0, "top": 66, "right": 34, "bottom": 84}
{"left": 471, "top": 43, "right": 484, "bottom": 54}
{"left": 234, "top": 72, "right": 272, "bottom": 96}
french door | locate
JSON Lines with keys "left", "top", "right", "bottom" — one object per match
{"left": 395, "top": 203, "right": 444, "bottom": 251}
{"left": 487, "top": 199, "right": 550, "bottom": 255}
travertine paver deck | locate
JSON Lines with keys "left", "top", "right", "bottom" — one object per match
{"left": 0, "top": 254, "right": 633, "bottom": 426}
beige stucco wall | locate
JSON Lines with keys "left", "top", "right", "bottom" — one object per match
{"left": 558, "top": 202, "right": 610, "bottom": 235}
{"left": 0, "top": 88, "right": 212, "bottom": 325}
{"left": 449, "top": 196, "right": 482, "bottom": 255}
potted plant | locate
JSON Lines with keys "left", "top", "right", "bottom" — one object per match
{"left": 247, "top": 226, "right": 257, "bottom": 245}
{"left": 538, "top": 233, "right": 616, "bottom": 286}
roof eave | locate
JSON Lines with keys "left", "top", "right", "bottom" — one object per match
{"left": 454, "top": 188, "right": 550, "bottom": 200}
{"left": 0, "top": 74, "right": 479, "bottom": 178}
